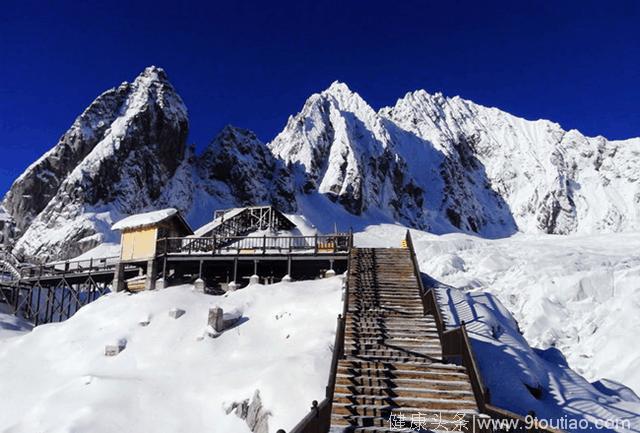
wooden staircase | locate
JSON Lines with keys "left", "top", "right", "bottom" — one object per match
{"left": 329, "top": 248, "right": 481, "bottom": 433}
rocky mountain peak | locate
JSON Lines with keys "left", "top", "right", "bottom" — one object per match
{"left": 194, "top": 124, "right": 295, "bottom": 213}
{"left": 4, "top": 75, "right": 640, "bottom": 260}
{"left": 5, "top": 66, "right": 189, "bottom": 259}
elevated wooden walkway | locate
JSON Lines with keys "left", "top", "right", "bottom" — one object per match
{"left": 329, "top": 248, "right": 480, "bottom": 432}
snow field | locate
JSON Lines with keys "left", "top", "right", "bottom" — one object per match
{"left": 0, "top": 278, "right": 343, "bottom": 433}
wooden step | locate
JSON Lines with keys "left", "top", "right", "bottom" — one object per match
{"left": 335, "top": 374, "right": 472, "bottom": 389}
{"left": 345, "top": 330, "right": 440, "bottom": 339}
{"left": 333, "top": 383, "right": 473, "bottom": 398}
{"left": 330, "top": 414, "right": 477, "bottom": 432}
{"left": 332, "top": 402, "right": 478, "bottom": 419}
{"left": 330, "top": 247, "right": 479, "bottom": 432}
{"left": 336, "top": 366, "right": 469, "bottom": 382}
{"left": 338, "top": 359, "right": 465, "bottom": 373}
{"left": 333, "top": 394, "right": 478, "bottom": 410}
{"left": 344, "top": 337, "right": 441, "bottom": 346}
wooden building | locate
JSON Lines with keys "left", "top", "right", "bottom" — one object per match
{"left": 112, "top": 208, "right": 193, "bottom": 262}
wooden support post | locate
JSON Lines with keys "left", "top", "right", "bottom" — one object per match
{"left": 326, "top": 259, "right": 336, "bottom": 277}
{"left": 58, "top": 285, "right": 68, "bottom": 322}
{"left": 34, "top": 285, "right": 41, "bottom": 326}
{"left": 249, "top": 260, "right": 259, "bottom": 285}
{"left": 112, "top": 261, "right": 126, "bottom": 292}
{"left": 12, "top": 281, "right": 19, "bottom": 313}
{"left": 145, "top": 259, "right": 157, "bottom": 291}
{"left": 66, "top": 288, "right": 73, "bottom": 318}
{"left": 281, "top": 257, "right": 293, "bottom": 282}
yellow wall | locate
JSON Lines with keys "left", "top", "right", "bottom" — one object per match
{"left": 120, "top": 227, "right": 158, "bottom": 261}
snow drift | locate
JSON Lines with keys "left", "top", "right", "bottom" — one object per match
{"left": 0, "top": 279, "right": 343, "bottom": 432}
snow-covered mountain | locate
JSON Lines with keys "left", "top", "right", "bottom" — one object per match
{"left": 3, "top": 67, "right": 640, "bottom": 259}
{"left": 383, "top": 90, "right": 640, "bottom": 235}
{"left": 272, "top": 82, "right": 640, "bottom": 236}
{"left": 3, "top": 67, "right": 189, "bottom": 259}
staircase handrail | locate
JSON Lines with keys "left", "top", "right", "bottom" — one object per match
{"left": 404, "top": 230, "right": 565, "bottom": 433}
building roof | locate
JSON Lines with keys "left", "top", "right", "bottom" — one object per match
{"left": 112, "top": 208, "right": 181, "bottom": 231}
{"left": 194, "top": 205, "right": 296, "bottom": 238}
{"left": 194, "top": 207, "right": 245, "bottom": 236}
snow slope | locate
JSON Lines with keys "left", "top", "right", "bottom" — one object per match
{"left": 414, "top": 231, "right": 640, "bottom": 396}
{"left": 356, "top": 225, "right": 640, "bottom": 404}
{"left": 356, "top": 225, "right": 640, "bottom": 430}
{"left": 439, "top": 286, "right": 640, "bottom": 433}
{"left": 0, "top": 278, "right": 343, "bottom": 433}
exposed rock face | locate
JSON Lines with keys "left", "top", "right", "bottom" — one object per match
{"left": 3, "top": 83, "right": 132, "bottom": 236}
{"left": 3, "top": 71, "right": 640, "bottom": 260}
{"left": 198, "top": 125, "right": 295, "bottom": 212}
{"left": 382, "top": 91, "right": 640, "bottom": 235}
{"left": 269, "top": 82, "right": 426, "bottom": 227}
{"left": 4, "top": 67, "right": 189, "bottom": 259}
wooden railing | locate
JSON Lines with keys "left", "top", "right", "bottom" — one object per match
{"left": 157, "top": 233, "right": 353, "bottom": 256}
{"left": 279, "top": 250, "right": 352, "bottom": 433}
{"left": 404, "top": 230, "right": 565, "bottom": 433}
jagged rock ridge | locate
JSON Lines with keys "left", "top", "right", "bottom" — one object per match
{"left": 3, "top": 69, "right": 640, "bottom": 260}
{"left": 4, "top": 67, "right": 190, "bottom": 259}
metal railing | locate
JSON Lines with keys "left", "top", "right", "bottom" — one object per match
{"left": 404, "top": 230, "right": 565, "bottom": 433}
{"left": 157, "top": 233, "right": 353, "bottom": 256}
{"left": 9, "top": 256, "right": 121, "bottom": 281}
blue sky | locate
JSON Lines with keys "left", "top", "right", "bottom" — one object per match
{"left": 1, "top": 0, "right": 639, "bottom": 193}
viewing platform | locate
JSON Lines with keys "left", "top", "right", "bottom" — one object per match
{"left": 0, "top": 204, "right": 354, "bottom": 326}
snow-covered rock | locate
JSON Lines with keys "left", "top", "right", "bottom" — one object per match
{"left": 197, "top": 125, "right": 295, "bottom": 212}
{"left": 269, "top": 81, "right": 425, "bottom": 227}
{"left": 4, "top": 73, "right": 640, "bottom": 259}
{"left": 383, "top": 90, "right": 640, "bottom": 235}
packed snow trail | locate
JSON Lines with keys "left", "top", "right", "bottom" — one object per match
{"left": 329, "top": 248, "right": 481, "bottom": 432}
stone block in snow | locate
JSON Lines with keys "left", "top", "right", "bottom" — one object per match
{"left": 168, "top": 308, "right": 185, "bottom": 319}
{"left": 105, "top": 339, "right": 127, "bottom": 356}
